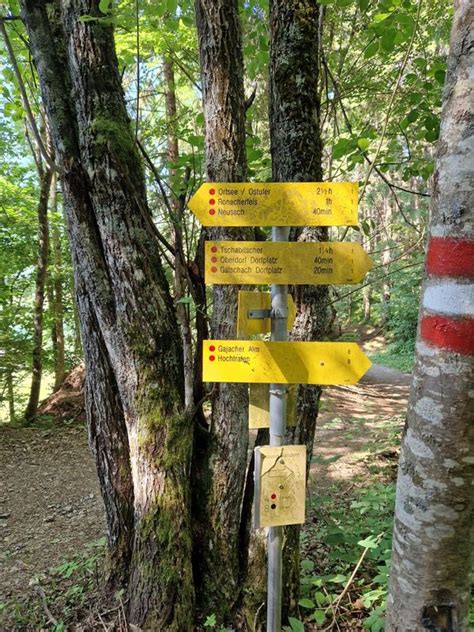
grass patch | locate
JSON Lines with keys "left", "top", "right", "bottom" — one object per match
{"left": 369, "top": 341, "right": 414, "bottom": 373}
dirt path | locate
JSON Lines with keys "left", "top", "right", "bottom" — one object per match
{"left": 310, "top": 364, "right": 410, "bottom": 489}
{"left": 0, "top": 425, "right": 105, "bottom": 604}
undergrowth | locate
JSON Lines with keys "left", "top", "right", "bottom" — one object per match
{"left": 287, "top": 482, "right": 396, "bottom": 632}
{"left": 0, "top": 537, "right": 109, "bottom": 631}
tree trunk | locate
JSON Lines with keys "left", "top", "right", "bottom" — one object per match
{"left": 245, "top": 0, "right": 329, "bottom": 624}
{"left": 7, "top": 370, "right": 15, "bottom": 422}
{"left": 193, "top": 0, "right": 252, "bottom": 620}
{"left": 386, "top": 2, "right": 474, "bottom": 630}
{"left": 164, "top": 57, "right": 194, "bottom": 409}
{"left": 49, "top": 174, "right": 66, "bottom": 390}
{"left": 24, "top": 164, "right": 53, "bottom": 422}
{"left": 21, "top": 1, "right": 194, "bottom": 628}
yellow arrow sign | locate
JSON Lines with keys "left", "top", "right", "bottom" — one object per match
{"left": 237, "top": 291, "right": 296, "bottom": 337}
{"left": 203, "top": 340, "right": 371, "bottom": 385}
{"left": 188, "top": 182, "right": 358, "bottom": 226}
{"left": 205, "top": 241, "right": 372, "bottom": 285}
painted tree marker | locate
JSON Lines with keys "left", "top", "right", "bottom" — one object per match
{"left": 205, "top": 241, "right": 372, "bottom": 285}
{"left": 203, "top": 340, "right": 371, "bottom": 385}
{"left": 188, "top": 182, "right": 358, "bottom": 226}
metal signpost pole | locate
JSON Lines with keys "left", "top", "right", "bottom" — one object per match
{"left": 267, "top": 225, "right": 290, "bottom": 632}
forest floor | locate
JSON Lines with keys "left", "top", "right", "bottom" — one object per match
{"left": 0, "top": 334, "right": 411, "bottom": 631}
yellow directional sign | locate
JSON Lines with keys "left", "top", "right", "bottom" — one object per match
{"left": 249, "top": 383, "right": 297, "bottom": 429}
{"left": 254, "top": 445, "right": 306, "bottom": 528}
{"left": 205, "top": 241, "right": 372, "bottom": 285}
{"left": 203, "top": 340, "right": 371, "bottom": 385}
{"left": 188, "top": 182, "right": 358, "bottom": 227}
{"left": 237, "top": 291, "right": 296, "bottom": 337}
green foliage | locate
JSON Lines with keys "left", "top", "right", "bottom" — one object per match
{"left": 300, "top": 483, "right": 396, "bottom": 630}
{"left": 0, "top": 538, "right": 106, "bottom": 630}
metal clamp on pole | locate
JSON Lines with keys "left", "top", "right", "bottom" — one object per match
{"left": 267, "top": 226, "right": 290, "bottom": 632}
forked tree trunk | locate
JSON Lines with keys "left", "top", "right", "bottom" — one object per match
{"left": 24, "top": 164, "right": 54, "bottom": 422}
{"left": 21, "top": 2, "right": 194, "bottom": 628}
{"left": 193, "top": 0, "right": 253, "bottom": 620}
{"left": 386, "top": 2, "right": 474, "bottom": 630}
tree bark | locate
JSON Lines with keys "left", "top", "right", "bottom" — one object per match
{"left": 386, "top": 2, "right": 474, "bottom": 630}
{"left": 49, "top": 174, "right": 66, "bottom": 390}
{"left": 269, "top": 0, "right": 328, "bottom": 622}
{"left": 21, "top": 1, "right": 194, "bottom": 628}
{"left": 193, "top": 0, "right": 252, "bottom": 620}
{"left": 24, "top": 164, "right": 53, "bottom": 422}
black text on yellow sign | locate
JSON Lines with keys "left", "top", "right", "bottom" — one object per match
{"left": 203, "top": 340, "right": 371, "bottom": 385}
{"left": 205, "top": 241, "right": 372, "bottom": 285}
{"left": 188, "top": 182, "right": 358, "bottom": 227}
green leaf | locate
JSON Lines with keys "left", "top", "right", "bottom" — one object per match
{"left": 357, "top": 138, "right": 370, "bottom": 152}
{"left": 301, "top": 559, "right": 315, "bottom": 572}
{"left": 312, "top": 610, "right": 326, "bottom": 625}
{"left": 98, "top": 0, "right": 111, "bottom": 14}
{"left": 359, "top": 0, "right": 370, "bottom": 10}
{"left": 407, "top": 109, "right": 419, "bottom": 123}
{"left": 434, "top": 69, "right": 446, "bottom": 85}
{"left": 358, "top": 535, "right": 380, "bottom": 549}
{"left": 204, "top": 613, "right": 216, "bottom": 627}
{"left": 364, "top": 40, "right": 379, "bottom": 58}
{"left": 425, "top": 128, "right": 439, "bottom": 142}
{"left": 288, "top": 617, "right": 305, "bottom": 632}
{"left": 298, "top": 598, "right": 315, "bottom": 609}
{"left": 176, "top": 296, "right": 193, "bottom": 305}
{"left": 381, "top": 29, "right": 396, "bottom": 52}
{"left": 336, "top": 0, "right": 354, "bottom": 6}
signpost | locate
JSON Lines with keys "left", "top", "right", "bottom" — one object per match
{"left": 205, "top": 241, "right": 372, "bottom": 285}
{"left": 188, "top": 182, "right": 358, "bottom": 226}
{"left": 190, "top": 180, "right": 372, "bottom": 632}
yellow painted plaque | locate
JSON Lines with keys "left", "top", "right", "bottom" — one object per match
{"left": 254, "top": 445, "right": 306, "bottom": 528}
{"left": 188, "top": 182, "right": 358, "bottom": 227}
{"left": 237, "top": 290, "right": 296, "bottom": 337}
{"left": 205, "top": 241, "right": 372, "bottom": 285}
{"left": 203, "top": 340, "right": 371, "bottom": 385}
{"left": 249, "top": 384, "right": 297, "bottom": 429}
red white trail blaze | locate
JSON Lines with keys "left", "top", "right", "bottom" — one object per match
{"left": 421, "top": 237, "right": 474, "bottom": 355}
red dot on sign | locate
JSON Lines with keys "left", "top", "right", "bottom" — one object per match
{"left": 209, "top": 188, "right": 216, "bottom": 195}
{"left": 211, "top": 266, "right": 217, "bottom": 273}
{"left": 209, "top": 345, "right": 215, "bottom": 351}
{"left": 209, "top": 198, "right": 216, "bottom": 205}
{"left": 209, "top": 355, "right": 215, "bottom": 362}
{"left": 211, "top": 256, "right": 217, "bottom": 263}
{"left": 211, "top": 246, "right": 218, "bottom": 253}
{"left": 271, "top": 493, "right": 277, "bottom": 500}
{"left": 209, "top": 209, "right": 216, "bottom": 216}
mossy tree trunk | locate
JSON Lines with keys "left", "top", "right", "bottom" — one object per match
{"left": 21, "top": 1, "right": 194, "bottom": 628}
{"left": 269, "top": 0, "right": 329, "bottom": 622}
{"left": 386, "top": 2, "right": 474, "bottom": 629}
{"left": 193, "top": 0, "right": 253, "bottom": 621}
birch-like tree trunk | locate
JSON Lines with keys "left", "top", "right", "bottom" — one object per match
{"left": 386, "top": 2, "right": 474, "bottom": 630}
{"left": 21, "top": 2, "right": 194, "bottom": 628}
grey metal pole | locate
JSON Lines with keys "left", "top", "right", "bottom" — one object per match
{"left": 267, "top": 226, "right": 290, "bottom": 632}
